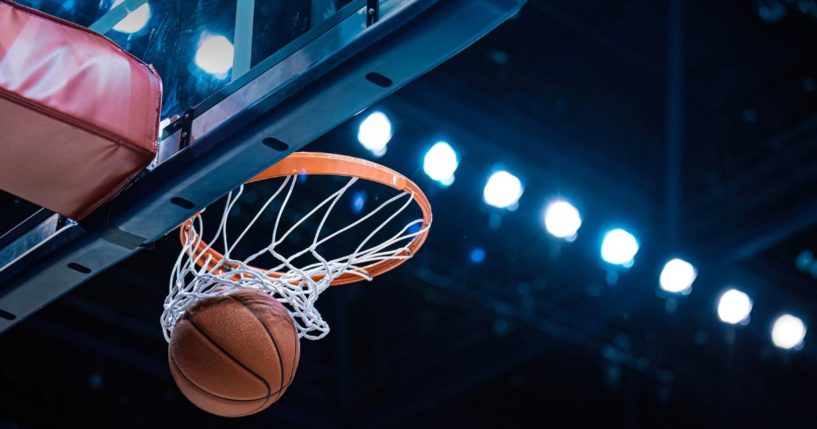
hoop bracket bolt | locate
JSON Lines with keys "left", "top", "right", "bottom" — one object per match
{"left": 179, "top": 109, "right": 195, "bottom": 150}
{"left": 366, "top": 0, "right": 380, "bottom": 26}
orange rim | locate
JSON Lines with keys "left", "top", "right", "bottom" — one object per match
{"left": 180, "top": 152, "right": 432, "bottom": 286}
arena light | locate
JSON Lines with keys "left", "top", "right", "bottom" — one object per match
{"left": 111, "top": 0, "right": 151, "bottom": 34}
{"left": 351, "top": 191, "right": 366, "bottom": 214}
{"left": 195, "top": 35, "right": 234, "bottom": 76}
{"left": 600, "top": 229, "right": 639, "bottom": 267}
{"left": 469, "top": 247, "right": 486, "bottom": 265}
{"left": 543, "top": 200, "right": 582, "bottom": 240}
{"left": 771, "top": 314, "right": 806, "bottom": 350}
{"left": 717, "top": 288, "right": 752, "bottom": 325}
{"left": 483, "top": 170, "right": 523, "bottom": 209}
{"left": 659, "top": 258, "right": 697, "bottom": 294}
{"left": 357, "top": 111, "right": 392, "bottom": 157}
{"left": 423, "top": 141, "right": 459, "bottom": 186}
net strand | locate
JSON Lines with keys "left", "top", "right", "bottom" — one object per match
{"left": 161, "top": 174, "right": 427, "bottom": 342}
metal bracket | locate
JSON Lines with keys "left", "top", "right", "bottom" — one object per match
{"left": 100, "top": 227, "right": 147, "bottom": 250}
{"left": 55, "top": 216, "right": 70, "bottom": 230}
{"left": 178, "top": 109, "right": 195, "bottom": 150}
{"left": 366, "top": 0, "right": 380, "bottom": 26}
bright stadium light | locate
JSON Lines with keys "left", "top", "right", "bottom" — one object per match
{"left": 195, "top": 35, "right": 234, "bottom": 76}
{"left": 771, "top": 314, "right": 807, "bottom": 350}
{"left": 600, "top": 229, "right": 639, "bottom": 266}
{"left": 357, "top": 111, "right": 392, "bottom": 157}
{"left": 483, "top": 170, "right": 523, "bottom": 209}
{"left": 111, "top": 0, "right": 151, "bottom": 34}
{"left": 717, "top": 289, "right": 752, "bottom": 325}
{"left": 423, "top": 141, "right": 459, "bottom": 186}
{"left": 659, "top": 258, "right": 697, "bottom": 294}
{"left": 543, "top": 200, "right": 582, "bottom": 240}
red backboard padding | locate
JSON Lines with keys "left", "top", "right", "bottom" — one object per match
{"left": 0, "top": 0, "right": 161, "bottom": 219}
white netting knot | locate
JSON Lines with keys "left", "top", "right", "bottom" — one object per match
{"left": 160, "top": 173, "right": 428, "bottom": 342}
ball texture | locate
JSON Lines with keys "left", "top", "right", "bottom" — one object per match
{"left": 168, "top": 289, "right": 300, "bottom": 417}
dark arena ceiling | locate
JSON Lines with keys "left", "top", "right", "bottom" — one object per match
{"left": 3, "top": 0, "right": 817, "bottom": 427}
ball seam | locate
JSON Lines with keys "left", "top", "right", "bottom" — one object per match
{"left": 170, "top": 351, "right": 297, "bottom": 402}
{"left": 184, "top": 313, "right": 272, "bottom": 399}
{"left": 226, "top": 295, "right": 287, "bottom": 399}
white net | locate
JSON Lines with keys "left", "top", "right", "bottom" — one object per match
{"left": 161, "top": 174, "right": 428, "bottom": 342}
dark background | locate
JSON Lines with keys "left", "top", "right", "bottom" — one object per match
{"left": 3, "top": 0, "right": 817, "bottom": 427}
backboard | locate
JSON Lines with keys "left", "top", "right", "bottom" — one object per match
{"left": 0, "top": 0, "right": 524, "bottom": 332}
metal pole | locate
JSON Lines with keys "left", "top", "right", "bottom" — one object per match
{"left": 233, "top": 0, "right": 256, "bottom": 80}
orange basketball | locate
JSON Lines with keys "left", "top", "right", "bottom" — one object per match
{"left": 168, "top": 289, "right": 300, "bottom": 417}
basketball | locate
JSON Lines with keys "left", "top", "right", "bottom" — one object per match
{"left": 7, "top": 0, "right": 817, "bottom": 426}
{"left": 168, "top": 289, "right": 300, "bottom": 417}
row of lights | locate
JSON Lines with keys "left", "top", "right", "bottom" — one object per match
{"left": 114, "top": 0, "right": 808, "bottom": 353}
{"left": 116, "top": 0, "right": 809, "bottom": 354}
{"left": 357, "top": 110, "right": 808, "bottom": 352}
{"left": 108, "top": 1, "right": 235, "bottom": 77}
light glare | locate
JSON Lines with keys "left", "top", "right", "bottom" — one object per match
{"left": 659, "top": 258, "right": 697, "bottom": 294}
{"left": 717, "top": 289, "right": 752, "bottom": 325}
{"left": 351, "top": 191, "right": 366, "bottom": 214}
{"left": 483, "top": 171, "right": 523, "bottom": 209}
{"left": 600, "top": 229, "right": 639, "bottom": 266}
{"left": 469, "top": 247, "right": 486, "bottom": 264}
{"left": 112, "top": 0, "right": 151, "bottom": 34}
{"left": 357, "top": 112, "right": 392, "bottom": 157}
{"left": 423, "top": 141, "right": 459, "bottom": 186}
{"left": 195, "top": 35, "right": 234, "bottom": 76}
{"left": 543, "top": 200, "right": 582, "bottom": 240}
{"left": 772, "top": 314, "right": 806, "bottom": 350}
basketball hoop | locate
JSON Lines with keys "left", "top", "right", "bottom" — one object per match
{"left": 161, "top": 152, "right": 432, "bottom": 342}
